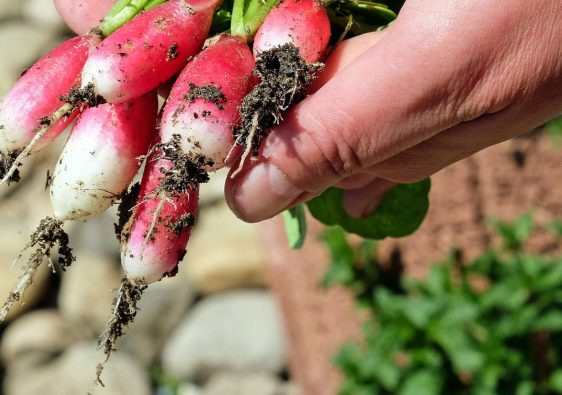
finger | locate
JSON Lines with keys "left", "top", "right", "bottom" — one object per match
{"left": 343, "top": 178, "right": 395, "bottom": 218}
{"left": 310, "top": 31, "right": 387, "bottom": 92}
{"left": 54, "top": 0, "right": 116, "bottom": 35}
{"left": 335, "top": 172, "right": 377, "bottom": 189}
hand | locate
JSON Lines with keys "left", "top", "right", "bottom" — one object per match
{"left": 225, "top": 0, "right": 562, "bottom": 222}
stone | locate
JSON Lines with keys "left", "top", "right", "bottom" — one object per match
{"left": 198, "top": 167, "right": 228, "bottom": 206}
{"left": 119, "top": 275, "right": 196, "bottom": 365}
{"left": 1, "top": 309, "right": 83, "bottom": 370}
{"left": 23, "top": 0, "right": 65, "bottom": 32}
{"left": 4, "top": 342, "right": 152, "bottom": 395}
{"left": 162, "top": 290, "right": 287, "bottom": 380}
{"left": 0, "top": 0, "right": 21, "bottom": 19}
{"left": 203, "top": 372, "right": 281, "bottom": 395}
{"left": 0, "top": 226, "right": 50, "bottom": 322}
{"left": 67, "top": 208, "right": 121, "bottom": 256}
{"left": 0, "top": 22, "right": 59, "bottom": 72}
{"left": 58, "top": 252, "right": 122, "bottom": 335}
{"left": 182, "top": 202, "right": 266, "bottom": 294}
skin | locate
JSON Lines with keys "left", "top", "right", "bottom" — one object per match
{"left": 57, "top": 0, "right": 562, "bottom": 222}
{"left": 224, "top": 0, "right": 562, "bottom": 222}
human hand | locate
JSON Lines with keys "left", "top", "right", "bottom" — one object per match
{"left": 225, "top": 0, "right": 562, "bottom": 222}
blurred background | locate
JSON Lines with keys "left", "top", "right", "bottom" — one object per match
{"left": 0, "top": 1, "right": 561, "bottom": 395}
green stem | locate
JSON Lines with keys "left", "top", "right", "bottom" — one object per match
{"left": 231, "top": 0, "right": 279, "bottom": 41}
{"left": 100, "top": 0, "right": 151, "bottom": 37}
{"left": 144, "top": 0, "right": 167, "bottom": 10}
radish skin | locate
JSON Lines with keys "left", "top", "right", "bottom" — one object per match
{"left": 50, "top": 92, "right": 158, "bottom": 221}
{"left": 160, "top": 34, "right": 256, "bottom": 171}
{"left": 0, "top": 34, "right": 100, "bottom": 157}
{"left": 253, "top": 0, "right": 331, "bottom": 63}
{"left": 121, "top": 157, "right": 199, "bottom": 284}
{"left": 81, "top": 0, "right": 221, "bottom": 103}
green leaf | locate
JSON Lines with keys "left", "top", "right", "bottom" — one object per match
{"left": 488, "top": 213, "right": 534, "bottom": 251}
{"left": 398, "top": 370, "right": 442, "bottom": 395}
{"left": 549, "top": 370, "right": 562, "bottom": 392}
{"left": 282, "top": 205, "right": 307, "bottom": 249}
{"left": 307, "top": 179, "right": 431, "bottom": 239}
{"left": 530, "top": 311, "right": 562, "bottom": 332}
{"left": 547, "top": 116, "right": 562, "bottom": 147}
{"left": 321, "top": 227, "right": 356, "bottom": 287}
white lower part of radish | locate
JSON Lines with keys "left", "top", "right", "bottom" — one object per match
{"left": 50, "top": 93, "right": 157, "bottom": 221}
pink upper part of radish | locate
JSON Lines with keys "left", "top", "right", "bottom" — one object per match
{"left": 160, "top": 35, "right": 256, "bottom": 171}
{"left": 0, "top": 34, "right": 100, "bottom": 155}
{"left": 81, "top": 0, "right": 221, "bottom": 104}
{"left": 54, "top": 0, "right": 117, "bottom": 35}
{"left": 121, "top": 157, "right": 199, "bottom": 285}
{"left": 253, "top": 0, "right": 331, "bottom": 63}
{"left": 50, "top": 92, "right": 158, "bottom": 222}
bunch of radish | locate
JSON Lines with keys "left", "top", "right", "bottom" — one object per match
{"left": 0, "top": 0, "right": 395, "bottom": 390}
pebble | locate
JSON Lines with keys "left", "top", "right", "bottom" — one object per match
{"left": 58, "top": 252, "right": 122, "bottom": 335}
{"left": 4, "top": 342, "right": 152, "bottom": 395}
{"left": 183, "top": 203, "right": 267, "bottom": 294}
{"left": 162, "top": 290, "right": 287, "bottom": 380}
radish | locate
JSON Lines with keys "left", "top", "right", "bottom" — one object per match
{"left": 0, "top": 34, "right": 100, "bottom": 183}
{"left": 253, "top": 0, "right": 331, "bottom": 63}
{"left": 92, "top": 36, "right": 256, "bottom": 383}
{"left": 0, "top": 92, "right": 158, "bottom": 323}
{"left": 81, "top": 0, "right": 221, "bottom": 104}
{"left": 232, "top": 0, "right": 331, "bottom": 176}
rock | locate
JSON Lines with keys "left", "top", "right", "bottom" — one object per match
{"left": 199, "top": 168, "right": 228, "bottom": 206}
{"left": 182, "top": 203, "right": 266, "bottom": 294}
{"left": 0, "top": 226, "right": 50, "bottom": 322}
{"left": 178, "top": 383, "right": 203, "bottom": 395}
{"left": 23, "top": 0, "right": 65, "bottom": 32}
{"left": 119, "top": 275, "right": 196, "bottom": 365}
{"left": 4, "top": 342, "right": 152, "bottom": 395}
{"left": 203, "top": 372, "right": 282, "bottom": 395}
{"left": 67, "top": 208, "right": 121, "bottom": 256}
{"left": 1, "top": 309, "right": 83, "bottom": 370}
{"left": 0, "top": 22, "right": 59, "bottom": 72}
{"left": 162, "top": 290, "right": 287, "bottom": 380}
{"left": 0, "top": 0, "right": 21, "bottom": 19}
{"left": 58, "top": 252, "right": 122, "bottom": 335}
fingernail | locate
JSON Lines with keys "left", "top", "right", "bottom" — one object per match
{"left": 229, "top": 163, "right": 303, "bottom": 222}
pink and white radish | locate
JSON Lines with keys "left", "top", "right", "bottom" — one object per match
{"left": 253, "top": 0, "right": 331, "bottom": 62}
{"left": 231, "top": 0, "right": 331, "bottom": 176}
{"left": 0, "top": 92, "right": 158, "bottom": 323}
{"left": 51, "top": 92, "right": 158, "bottom": 221}
{"left": 160, "top": 34, "right": 257, "bottom": 171}
{"left": 0, "top": 34, "right": 100, "bottom": 181}
{"left": 120, "top": 156, "right": 199, "bottom": 284}
{"left": 81, "top": 0, "right": 221, "bottom": 104}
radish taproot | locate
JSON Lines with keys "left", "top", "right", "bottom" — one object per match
{"left": 0, "top": 34, "right": 100, "bottom": 183}
{"left": 232, "top": 0, "right": 331, "bottom": 176}
{"left": 0, "top": 93, "right": 158, "bottom": 323}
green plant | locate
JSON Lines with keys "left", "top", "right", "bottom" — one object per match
{"left": 323, "top": 215, "right": 562, "bottom": 395}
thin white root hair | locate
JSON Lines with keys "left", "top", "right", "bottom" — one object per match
{"left": 230, "top": 112, "right": 260, "bottom": 179}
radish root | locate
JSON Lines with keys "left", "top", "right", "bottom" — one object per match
{"left": 93, "top": 278, "right": 146, "bottom": 392}
{"left": 0, "top": 217, "right": 73, "bottom": 322}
